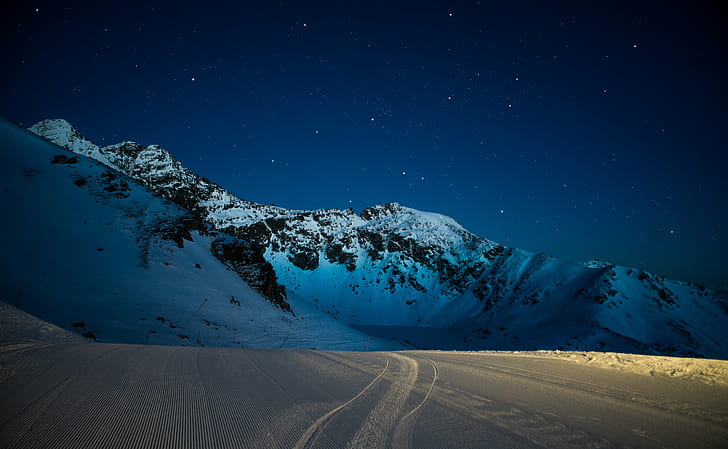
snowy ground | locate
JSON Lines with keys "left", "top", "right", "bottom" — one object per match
{"left": 474, "top": 349, "right": 728, "bottom": 387}
{"left": 0, "top": 300, "right": 82, "bottom": 346}
{"left": 0, "top": 119, "right": 400, "bottom": 352}
{"left": 1, "top": 311, "right": 726, "bottom": 449}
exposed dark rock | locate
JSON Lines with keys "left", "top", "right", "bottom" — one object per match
{"left": 289, "top": 249, "right": 319, "bottom": 271}
{"left": 360, "top": 202, "right": 403, "bottom": 221}
{"left": 82, "top": 330, "right": 96, "bottom": 340}
{"left": 51, "top": 155, "right": 80, "bottom": 164}
{"left": 153, "top": 214, "right": 206, "bottom": 248}
{"left": 658, "top": 288, "right": 676, "bottom": 305}
{"left": 211, "top": 236, "right": 291, "bottom": 312}
{"left": 233, "top": 222, "right": 273, "bottom": 247}
{"left": 484, "top": 244, "right": 506, "bottom": 260}
{"left": 115, "top": 142, "right": 145, "bottom": 159}
{"left": 72, "top": 174, "right": 87, "bottom": 186}
{"left": 325, "top": 243, "right": 357, "bottom": 271}
{"left": 99, "top": 170, "right": 131, "bottom": 198}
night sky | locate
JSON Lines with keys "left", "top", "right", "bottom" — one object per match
{"left": 2, "top": 2, "right": 726, "bottom": 288}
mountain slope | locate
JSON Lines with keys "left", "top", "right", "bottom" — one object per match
{"left": 0, "top": 119, "right": 399, "bottom": 350}
{"left": 27, "top": 119, "right": 728, "bottom": 358}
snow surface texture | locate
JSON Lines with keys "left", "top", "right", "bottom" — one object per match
{"left": 1, "top": 340, "right": 726, "bottom": 448}
{"left": 0, "top": 119, "right": 400, "bottom": 350}
{"left": 475, "top": 350, "right": 728, "bottom": 387}
{"left": 25, "top": 119, "right": 728, "bottom": 358}
{"left": 0, "top": 300, "right": 82, "bottom": 345}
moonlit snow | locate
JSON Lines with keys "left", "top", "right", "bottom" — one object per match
{"left": 1, "top": 118, "right": 727, "bottom": 448}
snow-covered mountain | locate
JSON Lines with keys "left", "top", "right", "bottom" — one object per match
{"left": 24, "top": 118, "right": 728, "bottom": 358}
{"left": 0, "top": 119, "right": 400, "bottom": 350}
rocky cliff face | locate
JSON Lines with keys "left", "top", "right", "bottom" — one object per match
{"left": 28, "top": 120, "right": 290, "bottom": 310}
{"left": 210, "top": 235, "right": 290, "bottom": 312}
{"left": 29, "top": 119, "right": 728, "bottom": 357}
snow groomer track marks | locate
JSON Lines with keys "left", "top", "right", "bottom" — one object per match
{"left": 1, "top": 343, "right": 727, "bottom": 449}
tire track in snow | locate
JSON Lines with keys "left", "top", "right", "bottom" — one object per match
{"left": 0, "top": 342, "right": 55, "bottom": 356}
{"left": 242, "top": 350, "right": 331, "bottom": 449}
{"left": 449, "top": 355, "right": 727, "bottom": 425}
{"left": 344, "top": 353, "right": 419, "bottom": 449}
{"left": 391, "top": 358, "right": 438, "bottom": 449}
{"left": 294, "top": 355, "right": 391, "bottom": 449}
{"left": 428, "top": 357, "right": 615, "bottom": 449}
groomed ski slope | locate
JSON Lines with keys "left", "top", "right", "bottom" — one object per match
{"left": 1, "top": 337, "right": 726, "bottom": 449}
{"left": 2, "top": 291, "right": 727, "bottom": 448}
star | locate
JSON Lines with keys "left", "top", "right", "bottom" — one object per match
{"left": 191, "top": 77, "right": 196, "bottom": 81}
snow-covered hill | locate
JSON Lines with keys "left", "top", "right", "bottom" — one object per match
{"left": 25, "top": 118, "right": 728, "bottom": 358}
{"left": 0, "top": 119, "right": 400, "bottom": 350}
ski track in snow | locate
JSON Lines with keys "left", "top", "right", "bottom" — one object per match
{"left": 391, "top": 358, "right": 438, "bottom": 449}
{"left": 344, "top": 353, "right": 418, "bottom": 449}
{"left": 294, "top": 356, "right": 390, "bottom": 449}
{"left": 1, "top": 343, "right": 727, "bottom": 449}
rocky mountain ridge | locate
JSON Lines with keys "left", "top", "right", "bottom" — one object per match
{"left": 28, "top": 119, "right": 728, "bottom": 357}
{"left": 3, "top": 118, "right": 398, "bottom": 349}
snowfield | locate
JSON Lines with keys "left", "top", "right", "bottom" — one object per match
{"left": 477, "top": 349, "right": 728, "bottom": 387}
{"left": 0, "top": 311, "right": 726, "bottom": 449}
{"left": 22, "top": 118, "right": 728, "bottom": 358}
{"left": 0, "top": 119, "right": 398, "bottom": 351}
{"left": 2, "top": 116, "right": 728, "bottom": 448}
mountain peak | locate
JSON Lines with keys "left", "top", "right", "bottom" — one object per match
{"left": 29, "top": 119, "right": 97, "bottom": 153}
{"left": 361, "top": 202, "right": 476, "bottom": 247}
{"left": 29, "top": 119, "right": 108, "bottom": 166}
{"left": 21, "top": 117, "right": 728, "bottom": 357}
{"left": 360, "top": 202, "right": 403, "bottom": 219}
{"left": 30, "top": 118, "right": 75, "bottom": 131}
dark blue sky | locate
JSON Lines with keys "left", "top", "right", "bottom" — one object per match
{"left": 2, "top": 1, "right": 726, "bottom": 288}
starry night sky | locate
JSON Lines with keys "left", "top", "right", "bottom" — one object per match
{"left": 2, "top": 2, "right": 727, "bottom": 288}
